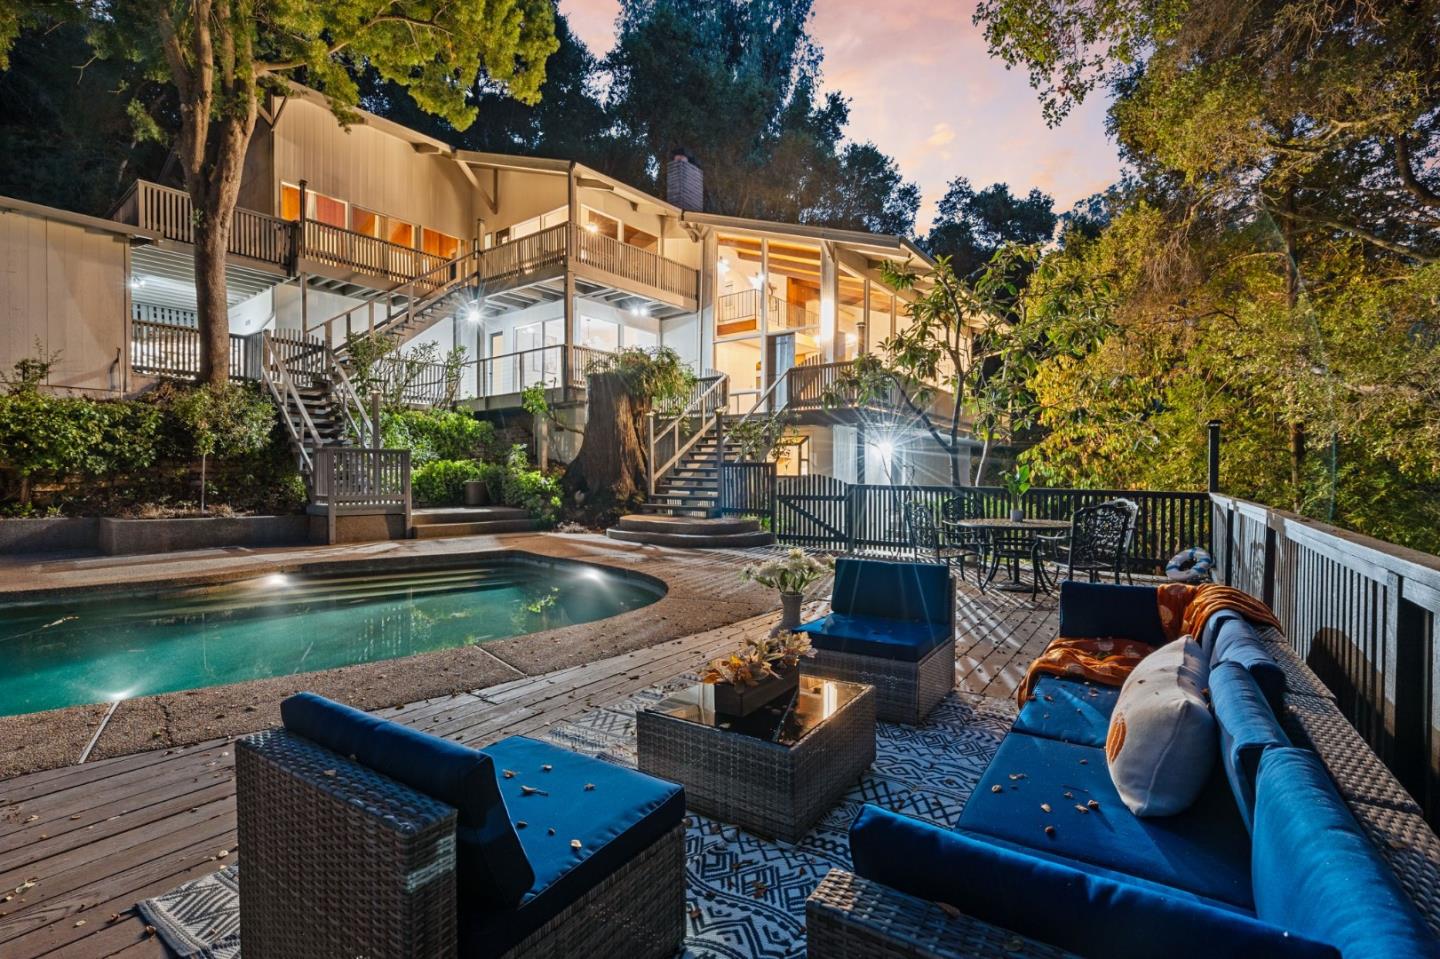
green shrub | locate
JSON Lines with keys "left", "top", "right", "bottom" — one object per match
{"left": 499, "top": 445, "right": 562, "bottom": 526}
{"left": 412, "top": 458, "right": 485, "bottom": 506}
{"left": 380, "top": 409, "right": 499, "bottom": 464}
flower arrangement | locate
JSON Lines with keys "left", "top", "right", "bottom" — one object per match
{"left": 700, "top": 632, "right": 813, "bottom": 688}
{"left": 739, "top": 548, "right": 833, "bottom": 596}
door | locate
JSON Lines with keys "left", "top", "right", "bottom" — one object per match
{"left": 487, "top": 331, "right": 504, "bottom": 395}
{"left": 767, "top": 332, "right": 796, "bottom": 412}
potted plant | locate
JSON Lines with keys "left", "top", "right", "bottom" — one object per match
{"left": 1003, "top": 465, "right": 1032, "bottom": 522}
{"left": 740, "top": 548, "right": 834, "bottom": 630}
{"left": 700, "top": 631, "right": 813, "bottom": 717}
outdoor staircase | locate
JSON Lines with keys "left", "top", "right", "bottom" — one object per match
{"left": 288, "top": 381, "right": 355, "bottom": 456}
{"left": 639, "top": 427, "right": 742, "bottom": 518}
{"left": 321, "top": 251, "right": 483, "bottom": 359}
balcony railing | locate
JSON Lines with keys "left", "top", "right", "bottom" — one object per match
{"left": 119, "top": 181, "right": 293, "bottom": 266}
{"left": 716, "top": 289, "right": 818, "bottom": 332}
{"left": 130, "top": 320, "right": 253, "bottom": 381}
{"left": 301, "top": 219, "right": 452, "bottom": 287}
{"left": 477, "top": 224, "right": 699, "bottom": 301}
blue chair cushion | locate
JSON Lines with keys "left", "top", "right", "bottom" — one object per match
{"left": 1252, "top": 747, "right": 1439, "bottom": 959}
{"left": 958, "top": 731, "right": 1254, "bottom": 909}
{"left": 831, "top": 557, "right": 952, "bottom": 626}
{"left": 850, "top": 805, "right": 1338, "bottom": 959}
{"left": 794, "top": 613, "right": 950, "bottom": 662}
{"left": 280, "top": 692, "right": 534, "bottom": 907}
{"left": 1058, "top": 580, "right": 1166, "bottom": 646}
{"left": 460, "top": 736, "right": 686, "bottom": 956}
{"left": 1204, "top": 612, "right": 1286, "bottom": 713}
{"left": 1209, "top": 661, "right": 1289, "bottom": 831}
{"left": 1012, "top": 675, "right": 1120, "bottom": 748}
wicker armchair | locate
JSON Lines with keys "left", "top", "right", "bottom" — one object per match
{"left": 236, "top": 700, "right": 686, "bottom": 959}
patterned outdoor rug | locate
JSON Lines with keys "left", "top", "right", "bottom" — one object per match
{"left": 139, "top": 682, "right": 1015, "bottom": 959}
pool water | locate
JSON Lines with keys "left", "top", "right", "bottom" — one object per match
{"left": 0, "top": 560, "right": 661, "bottom": 716}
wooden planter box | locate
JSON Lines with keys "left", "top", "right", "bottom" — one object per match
{"left": 710, "top": 667, "right": 799, "bottom": 718}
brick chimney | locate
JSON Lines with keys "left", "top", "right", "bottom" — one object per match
{"left": 666, "top": 150, "right": 704, "bottom": 211}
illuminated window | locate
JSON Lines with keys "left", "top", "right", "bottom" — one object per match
{"left": 422, "top": 228, "right": 461, "bottom": 258}
{"left": 388, "top": 221, "right": 415, "bottom": 247}
{"left": 583, "top": 208, "right": 620, "bottom": 240}
{"left": 280, "top": 184, "right": 301, "bottom": 221}
{"left": 310, "top": 193, "right": 347, "bottom": 228}
{"left": 624, "top": 224, "right": 658, "bottom": 252}
{"left": 352, "top": 207, "right": 382, "bottom": 238}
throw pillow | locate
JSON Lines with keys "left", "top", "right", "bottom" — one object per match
{"left": 1106, "top": 636, "right": 1217, "bottom": 816}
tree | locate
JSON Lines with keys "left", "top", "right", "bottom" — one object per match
{"left": 924, "top": 177, "right": 1056, "bottom": 278}
{"left": 2, "top": 0, "right": 558, "bottom": 387}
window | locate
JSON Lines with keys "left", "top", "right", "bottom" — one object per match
{"left": 624, "top": 224, "right": 658, "bottom": 252}
{"left": 583, "top": 208, "right": 620, "bottom": 240}
{"left": 280, "top": 184, "right": 302, "bottom": 221}
{"left": 278, "top": 183, "right": 347, "bottom": 227}
{"left": 422, "top": 228, "right": 461, "bottom": 258}
{"left": 387, "top": 221, "right": 415, "bottom": 248}
{"left": 352, "top": 207, "right": 382, "bottom": 238}
{"left": 580, "top": 316, "right": 620, "bottom": 352}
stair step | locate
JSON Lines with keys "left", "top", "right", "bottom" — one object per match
{"left": 410, "top": 507, "right": 530, "bottom": 525}
{"left": 612, "top": 515, "right": 763, "bottom": 536}
{"left": 636, "top": 502, "right": 714, "bottom": 517}
{"left": 411, "top": 519, "right": 537, "bottom": 538}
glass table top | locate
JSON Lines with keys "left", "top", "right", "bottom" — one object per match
{"left": 646, "top": 676, "right": 867, "bottom": 747}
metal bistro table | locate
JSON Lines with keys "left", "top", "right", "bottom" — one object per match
{"left": 949, "top": 517, "right": 1071, "bottom": 596}
{"left": 636, "top": 676, "right": 876, "bottom": 844}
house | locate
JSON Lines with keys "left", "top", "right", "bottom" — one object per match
{"left": 0, "top": 85, "right": 977, "bottom": 510}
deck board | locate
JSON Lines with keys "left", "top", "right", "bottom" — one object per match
{"left": 0, "top": 566, "right": 1057, "bottom": 958}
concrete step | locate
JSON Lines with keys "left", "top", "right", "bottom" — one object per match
{"left": 636, "top": 502, "right": 714, "bottom": 518}
{"left": 612, "top": 514, "right": 763, "bottom": 536}
{"left": 411, "top": 518, "right": 538, "bottom": 538}
{"left": 410, "top": 507, "right": 530, "bottom": 525}
{"left": 606, "top": 514, "right": 774, "bottom": 548}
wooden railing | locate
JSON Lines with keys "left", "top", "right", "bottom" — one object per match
{"left": 120, "top": 181, "right": 293, "bottom": 265}
{"left": 302, "top": 220, "right": 451, "bottom": 287}
{"left": 312, "top": 448, "right": 410, "bottom": 509}
{"left": 717, "top": 462, "right": 777, "bottom": 520}
{"left": 716, "top": 290, "right": 817, "bottom": 331}
{"left": 132, "top": 303, "right": 198, "bottom": 327}
{"left": 475, "top": 223, "right": 698, "bottom": 301}
{"left": 371, "top": 357, "right": 457, "bottom": 407}
{"left": 1211, "top": 494, "right": 1440, "bottom": 826}
{"left": 130, "top": 320, "right": 251, "bottom": 381}
{"left": 477, "top": 223, "right": 569, "bottom": 284}
{"left": 646, "top": 373, "right": 729, "bottom": 495}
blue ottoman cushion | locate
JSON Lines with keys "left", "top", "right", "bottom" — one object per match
{"left": 851, "top": 805, "right": 1338, "bottom": 959}
{"left": 1058, "top": 581, "right": 1166, "bottom": 646}
{"left": 1012, "top": 676, "right": 1120, "bottom": 748}
{"left": 1205, "top": 612, "right": 1286, "bottom": 712}
{"left": 460, "top": 736, "right": 686, "bottom": 955}
{"left": 958, "top": 731, "right": 1253, "bottom": 909}
{"left": 280, "top": 693, "right": 533, "bottom": 907}
{"left": 1252, "top": 748, "right": 1440, "bottom": 959}
{"left": 794, "top": 613, "right": 951, "bottom": 662}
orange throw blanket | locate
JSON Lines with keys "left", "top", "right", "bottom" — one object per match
{"left": 1015, "top": 584, "right": 1283, "bottom": 706}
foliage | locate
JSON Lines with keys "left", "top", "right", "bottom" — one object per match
{"left": 0, "top": 339, "right": 60, "bottom": 394}
{"left": 410, "top": 446, "right": 560, "bottom": 524}
{"left": 701, "top": 632, "right": 813, "bottom": 688}
{"left": 380, "top": 409, "right": 499, "bottom": 464}
{"left": 165, "top": 382, "right": 273, "bottom": 459}
{"left": 520, "top": 384, "right": 550, "bottom": 419}
{"left": 739, "top": 548, "right": 833, "bottom": 595}
{"left": 728, "top": 413, "right": 794, "bottom": 463}
{"left": 345, "top": 336, "right": 468, "bottom": 409}
{"left": 589, "top": 347, "right": 697, "bottom": 413}
{"left": 1002, "top": 464, "right": 1033, "bottom": 500}
{"left": 411, "top": 458, "right": 486, "bottom": 507}
{"left": 925, "top": 178, "right": 1058, "bottom": 279}
{"left": 497, "top": 444, "right": 561, "bottom": 526}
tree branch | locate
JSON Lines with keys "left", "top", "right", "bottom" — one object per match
{"left": 1395, "top": 135, "right": 1440, "bottom": 208}
{"left": 1290, "top": 212, "right": 1438, "bottom": 263}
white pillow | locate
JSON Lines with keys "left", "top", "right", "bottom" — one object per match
{"left": 1105, "top": 636, "right": 1216, "bottom": 817}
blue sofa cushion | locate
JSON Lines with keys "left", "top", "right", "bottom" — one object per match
{"left": 1012, "top": 675, "right": 1120, "bottom": 748}
{"left": 1058, "top": 580, "right": 1166, "bottom": 646}
{"left": 794, "top": 613, "right": 951, "bottom": 662}
{"left": 1205, "top": 612, "right": 1286, "bottom": 713}
{"left": 958, "top": 731, "right": 1254, "bottom": 909}
{"left": 1209, "top": 661, "right": 1289, "bottom": 831}
{"left": 851, "top": 805, "right": 1338, "bottom": 959}
{"left": 280, "top": 692, "right": 533, "bottom": 907}
{"left": 1252, "top": 748, "right": 1439, "bottom": 959}
{"left": 831, "top": 557, "right": 951, "bottom": 626}
{"left": 460, "top": 736, "right": 686, "bottom": 956}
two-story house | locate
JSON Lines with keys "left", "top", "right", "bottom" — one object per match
{"left": 0, "top": 85, "right": 975, "bottom": 512}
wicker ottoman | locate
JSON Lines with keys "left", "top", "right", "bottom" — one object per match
{"left": 637, "top": 677, "right": 876, "bottom": 843}
{"left": 803, "top": 637, "right": 956, "bottom": 725}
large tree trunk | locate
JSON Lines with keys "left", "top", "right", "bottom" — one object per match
{"left": 564, "top": 371, "right": 649, "bottom": 520}
{"left": 194, "top": 218, "right": 233, "bottom": 386}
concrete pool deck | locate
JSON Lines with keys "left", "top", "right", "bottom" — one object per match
{"left": 0, "top": 532, "right": 782, "bottom": 778}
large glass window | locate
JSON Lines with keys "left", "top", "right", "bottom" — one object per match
{"left": 764, "top": 240, "right": 821, "bottom": 334}
{"left": 867, "top": 284, "right": 896, "bottom": 350}
{"left": 837, "top": 269, "right": 865, "bottom": 360}
{"left": 278, "top": 183, "right": 346, "bottom": 227}
{"left": 422, "top": 228, "right": 461, "bottom": 259}
{"left": 583, "top": 208, "right": 620, "bottom": 240}
{"left": 579, "top": 316, "right": 620, "bottom": 352}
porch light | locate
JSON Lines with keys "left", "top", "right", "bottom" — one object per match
{"left": 465, "top": 303, "right": 482, "bottom": 323}
{"left": 631, "top": 304, "right": 650, "bottom": 318}
{"left": 130, "top": 277, "right": 145, "bottom": 290}
{"left": 585, "top": 222, "right": 599, "bottom": 233}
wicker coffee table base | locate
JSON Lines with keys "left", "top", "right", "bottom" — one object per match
{"left": 637, "top": 683, "right": 876, "bottom": 844}
{"left": 804, "top": 638, "right": 956, "bottom": 725}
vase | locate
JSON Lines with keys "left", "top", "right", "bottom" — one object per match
{"left": 711, "top": 666, "right": 799, "bottom": 718}
{"left": 1010, "top": 508, "right": 1026, "bottom": 522}
{"left": 779, "top": 592, "right": 804, "bottom": 631}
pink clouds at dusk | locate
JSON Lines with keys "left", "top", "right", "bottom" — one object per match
{"left": 560, "top": 0, "right": 1123, "bottom": 231}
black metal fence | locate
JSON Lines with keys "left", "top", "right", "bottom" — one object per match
{"left": 717, "top": 464, "right": 1211, "bottom": 571}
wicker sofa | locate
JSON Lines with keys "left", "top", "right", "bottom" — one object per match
{"left": 795, "top": 557, "right": 956, "bottom": 724}
{"left": 236, "top": 693, "right": 686, "bottom": 959}
{"left": 807, "top": 581, "right": 1440, "bottom": 959}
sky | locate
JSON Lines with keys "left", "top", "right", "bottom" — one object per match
{"left": 560, "top": 0, "right": 1124, "bottom": 233}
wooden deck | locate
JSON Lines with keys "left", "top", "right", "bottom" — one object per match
{"left": 0, "top": 570, "right": 1057, "bottom": 958}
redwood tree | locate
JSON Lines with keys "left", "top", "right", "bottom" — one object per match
{"left": 3, "top": 0, "right": 557, "bottom": 384}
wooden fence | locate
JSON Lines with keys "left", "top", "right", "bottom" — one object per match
{"left": 716, "top": 466, "right": 1210, "bottom": 570}
{"left": 1211, "top": 494, "right": 1440, "bottom": 826}
{"left": 717, "top": 463, "right": 776, "bottom": 520}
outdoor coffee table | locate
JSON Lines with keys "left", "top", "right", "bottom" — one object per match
{"left": 636, "top": 676, "right": 876, "bottom": 843}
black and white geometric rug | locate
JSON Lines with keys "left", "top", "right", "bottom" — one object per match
{"left": 139, "top": 682, "right": 1014, "bottom": 959}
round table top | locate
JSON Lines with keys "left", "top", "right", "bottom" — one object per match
{"left": 948, "top": 517, "right": 1071, "bottom": 531}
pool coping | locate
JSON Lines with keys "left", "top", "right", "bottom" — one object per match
{"left": 0, "top": 533, "right": 778, "bottom": 778}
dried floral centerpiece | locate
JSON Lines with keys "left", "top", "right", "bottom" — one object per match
{"left": 740, "top": 548, "right": 833, "bottom": 630}
{"left": 700, "top": 632, "right": 814, "bottom": 717}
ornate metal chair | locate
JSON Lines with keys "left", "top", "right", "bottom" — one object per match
{"left": 904, "top": 499, "right": 975, "bottom": 578}
{"left": 940, "top": 494, "right": 987, "bottom": 584}
{"left": 1034, "top": 501, "right": 1135, "bottom": 590}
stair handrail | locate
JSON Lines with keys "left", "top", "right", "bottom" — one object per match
{"left": 324, "top": 344, "right": 373, "bottom": 448}
{"left": 646, "top": 372, "right": 729, "bottom": 496}
{"left": 307, "top": 247, "right": 480, "bottom": 349}
{"left": 728, "top": 363, "right": 790, "bottom": 433}
{"left": 256, "top": 331, "right": 324, "bottom": 476}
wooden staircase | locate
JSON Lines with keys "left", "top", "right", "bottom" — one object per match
{"left": 639, "top": 427, "right": 742, "bottom": 517}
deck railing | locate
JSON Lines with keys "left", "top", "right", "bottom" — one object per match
{"left": 130, "top": 320, "right": 251, "bottom": 381}
{"left": 475, "top": 223, "right": 698, "bottom": 301}
{"left": 120, "top": 181, "right": 293, "bottom": 265}
{"left": 477, "top": 223, "right": 569, "bottom": 283}
{"left": 301, "top": 220, "right": 452, "bottom": 287}
{"left": 1211, "top": 494, "right": 1440, "bottom": 827}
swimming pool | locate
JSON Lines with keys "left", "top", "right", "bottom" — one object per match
{"left": 0, "top": 558, "right": 662, "bottom": 716}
